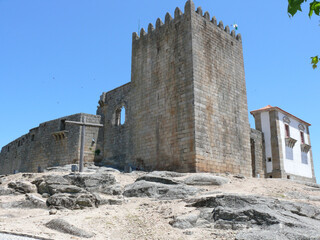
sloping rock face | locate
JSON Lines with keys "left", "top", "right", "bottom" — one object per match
{"left": 183, "top": 174, "right": 229, "bottom": 186}
{"left": 147, "top": 171, "right": 186, "bottom": 178}
{"left": 170, "top": 194, "right": 320, "bottom": 240}
{"left": 123, "top": 180, "right": 201, "bottom": 200}
{"left": 135, "top": 175, "right": 180, "bottom": 185}
{"left": 0, "top": 187, "right": 16, "bottom": 196}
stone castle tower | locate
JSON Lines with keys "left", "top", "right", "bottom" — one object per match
{"left": 97, "top": 0, "right": 252, "bottom": 175}
{"left": 0, "top": 0, "right": 253, "bottom": 177}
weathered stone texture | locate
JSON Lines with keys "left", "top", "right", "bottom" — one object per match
{"left": 96, "top": 1, "right": 252, "bottom": 176}
{"left": 250, "top": 129, "right": 265, "bottom": 178}
{"left": 0, "top": 113, "right": 102, "bottom": 174}
{"left": 98, "top": 83, "right": 131, "bottom": 169}
{"left": 191, "top": 7, "right": 251, "bottom": 175}
{"left": 129, "top": 6, "right": 196, "bottom": 172}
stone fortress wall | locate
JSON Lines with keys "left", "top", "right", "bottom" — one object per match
{"left": 190, "top": 4, "right": 251, "bottom": 175}
{"left": 0, "top": 113, "right": 102, "bottom": 174}
{"left": 0, "top": 0, "right": 262, "bottom": 176}
{"left": 97, "top": 83, "right": 131, "bottom": 169}
{"left": 0, "top": 0, "right": 285, "bottom": 179}
{"left": 97, "top": 0, "right": 254, "bottom": 175}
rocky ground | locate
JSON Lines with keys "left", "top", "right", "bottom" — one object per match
{"left": 1, "top": 164, "right": 320, "bottom": 240}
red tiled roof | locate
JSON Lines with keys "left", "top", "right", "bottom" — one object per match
{"left": 250, "top": 105, "right": 311, "bottom": 126}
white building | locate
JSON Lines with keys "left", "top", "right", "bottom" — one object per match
{"left": 251, "top": 105, "right": 316, "bottom": 182}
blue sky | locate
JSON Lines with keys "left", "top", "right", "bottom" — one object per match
{"left": 0, "top": 0, "right": 319, "bottom": 181}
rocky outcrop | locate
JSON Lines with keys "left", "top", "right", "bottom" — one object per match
{"left": 98, "top": 184, "right": 123, "bottom": 195}
{"left": 170, "top": 194, "right": 320, "bottom": 239}
{"left": 31, "top": 172, "right": 119, "bottom": 209}
{"left": 123, "top": 180, "right": 200, "bottom": 200}
{"left": 7, "top": 181, "right": 37, "bottom": 194}
{"left": 46, "top": 192, "right": 100, "bottom": 209}
{"left": 64, "top": 173, "right": 116, "bottom": 193}
{"left": 25, "top": 194, "right": 47, "bottom": 208}
{"left": 1, "top": 167, "right": 320, "bottom": 240}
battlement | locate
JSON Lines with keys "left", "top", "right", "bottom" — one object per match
{"left": 132, "top": 0, "right": 241, "bottom": 42}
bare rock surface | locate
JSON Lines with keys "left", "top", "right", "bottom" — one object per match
{"left": 65, "top": 172, "right": 116, "bottom": 192}
{"left": 46, "top": 192, "right": 100, "bottom": 209}
{"left": 45, "top": 218, "right": 94, "bottom": 238}
{"left": 236, "top": 226, "right": 320, "bottom": 240}
{"left": 123, "top": 180, "right": 201, "bottom": 200}
{"left": 7, "top": 181, "right": 37, "bottom": 194}
{"left": 148, "top": 171, "right": 186, "bottom": 178}
{"left": 25, "top": 194, "right": 47, "bottom": 208}
{"left": 135, "top": 174, "right": 180, "bottom": 185}
{"left": 98, "top": 183, "right": 123, "bottom": 195}
{"left": 170, "top": 194, "right": 320, "bottom": 239}
{"left": 1, "top": 196, "right": 46, "bottom": 209}
{"left": 1, "top": 167, "right": 320, "bottom": 240}
{"left": 0, "top": 187, "right": 16, "bottom": 196}
{"left": 30, "top": 172, "right": 118, "bottom": 210}
{"left": 183, "top": 174, "right": 229, "bottom": 186}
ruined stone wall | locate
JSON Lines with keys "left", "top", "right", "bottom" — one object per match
{"left": 80, "top": 114, "right": 104, "bottom": 164}
{"left": 97, "top": 83, "right": 131, "bottom": 169}
{"left": 190, "top": 3, "right": 252, "bottom": 175}
{"left": 250, "top": 129, "right": 265, "bottom": 178}
{"left": 129, "top": 2, "right": 196, "bottom": 171}
{"left": 0, "top": 113, "right": 102, "bottom": 174}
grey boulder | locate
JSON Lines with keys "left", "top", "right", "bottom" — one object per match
{"left": 97, "top": 184, "right": 123, "bottom": 195}
{"left": 46, "top": 192, "right": 100, "bottom": 210}
{"left": 169, "top": 212, "right": 201, "bottom": 229}
{"left": 25, "top": 194, "right": 47, "bottom": 208}
{"left": 45, "top": 218, "right": 94, "bottom": 238}
{"left": 47, "top": 184, "right": 84, "bottom": 195}
{"left": 34, "top": 177, "right": 83, "bottom": 195}
{"left": 7, "top": 181, "right": 37, "bottom": 194}
{"left": 64, "top": 173, "right": 116, "bottom": 191}
{"left": 33, "top": 175, "right": 71, "bottom": 195}
{"left": 33, "top": 173, "right": 117, "bottom": 196}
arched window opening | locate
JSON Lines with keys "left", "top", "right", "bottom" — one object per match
{"left": 120, "top": 106, "right": 126, "bottom": 125}
{"left": 115, "top": 106, "right": 126, "bottom": 126}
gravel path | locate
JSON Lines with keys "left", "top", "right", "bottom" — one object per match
{"left": 0, "top": 233, "right": 39, "bottom": 240}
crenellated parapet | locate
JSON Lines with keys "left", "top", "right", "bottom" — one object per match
{"left": 132, "top": 0, "right": 242, "bottom": 42}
